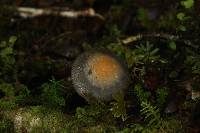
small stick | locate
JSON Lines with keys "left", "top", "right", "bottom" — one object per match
{"left": 16, "top": 7, "right": 105, "bottom": 20}
{"left": 122, "top": 33, "right": 197, "bottom": 49}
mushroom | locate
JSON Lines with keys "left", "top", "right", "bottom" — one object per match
{"left": 71, "top": 50, "right": 129, "bottom": 101}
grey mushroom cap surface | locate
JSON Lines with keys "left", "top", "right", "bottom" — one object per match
{"left": 71, "top": 50, "right": 130, "bottom": 101}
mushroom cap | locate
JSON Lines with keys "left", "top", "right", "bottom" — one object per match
{"left": 71, "top": 50, "right": 129, "bottom": 101}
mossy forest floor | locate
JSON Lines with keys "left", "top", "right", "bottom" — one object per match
{"left": 0, "top": 0, "right": 200, "bottom": 133}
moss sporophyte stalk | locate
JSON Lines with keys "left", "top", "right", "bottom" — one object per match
{"left": 71, "top": 50, "right": 129, "bottom": 101}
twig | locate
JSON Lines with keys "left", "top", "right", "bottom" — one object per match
{"left": 122, "top": 34, "right": 143, "bottom": 44}
{"left": 122, "top": 33, "right": 197, "bottom": 49}
{"left": 16, "top": 7, "right": 105, "bottom": 20}
{"left": 122, "top": 33, "right": 180, "bottom": 44}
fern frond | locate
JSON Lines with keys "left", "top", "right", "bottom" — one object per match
{"left": 140, "top": 101, "right": 161, "bottom": 127}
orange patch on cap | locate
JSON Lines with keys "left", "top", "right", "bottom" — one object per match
{"left": 87, "top": 54, "right": 121, "bottom": 87}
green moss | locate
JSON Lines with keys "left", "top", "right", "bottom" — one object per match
{"left": 5, "top": 106, "right": 70, "bottom": 133}
{"left": 65, "top": 103, "right": 117, "bottom": 132}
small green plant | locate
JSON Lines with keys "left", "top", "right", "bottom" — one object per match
{"left": 0, "top": 83, "right": 16, "bottom": 110}
{"left": 0, "top": 36, "right": 17, "bottom": 82}
{"left": 168, "top": 40, "right": 177, "bottom": 51}
{"left": 40, "top": 78, "right": 65, "bottom": 109}
{"left": 110, "top": 92, "right": 127, "bottom": 121}
{"left": 140, "top": 101, "right": 161, "bottom": 127}
{"left": 185, "top": 55, "right": 200, "bottom": 75}
{"left": 135, "top": 42, "right": 161, "bottom": 64}
{"left": 156, "top": 87, "right": 169, "bottom": 109}
{"left": 176, "top": 0, "right": 194, "bottom": 31}
{"left": 15, "top": 84, "right": 30, "bottom": 106}
{"left": 181, "top": 0, "right": 194, "bottom": 9}
{"left": 134, "top": 84, "right": 151, "bottom": 102}
{"left": 0, "top": 36, "right": 16, "bottom": 64}
{"left": 127, "top": 101, "right": 161, "bottom": 133}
